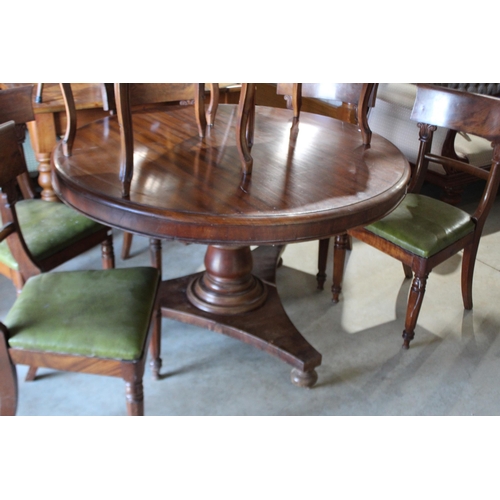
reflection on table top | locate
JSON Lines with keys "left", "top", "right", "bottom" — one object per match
{"left": 52, "top": 103, "right": 410, "bottom": 245}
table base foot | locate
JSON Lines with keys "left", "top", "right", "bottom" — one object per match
{"left": 291, "top": 367, "right": 318, "bottom": 388}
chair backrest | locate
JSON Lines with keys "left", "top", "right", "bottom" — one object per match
{"left": 0, "top": 86, "right": 36, "bottom": 199}
{"left": 115, "top": 83, "right": 210, "bottom": 197}
{"left": 276, "top": 83, "right": 378, "bottom": 145}
{"left": 0, "top": 86, "right": 35, "bottom": 125}
{"left": 116, "top": 83, "right": 207, "bottom": 132}
{"left": 123, "top": 83, "right": 203, "bottom": 105}
{"left": 0, "top": 121, "right": 26, "bottom": 186}
{"left": 410, "top": 84, "right": 500, "bottom": 232}
{"left": 0, "top": 121, "right": 39, "bottom": 275}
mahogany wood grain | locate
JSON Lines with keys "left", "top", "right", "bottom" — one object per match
{"left": 52, "top": 102, "right": 410, "bottom": 386}
{"left": 53, "top": 105, "right": 407, "bottom": 243}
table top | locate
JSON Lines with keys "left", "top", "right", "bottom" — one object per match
{"left": 52, "top": 103, "right": 410, "bottom": 245}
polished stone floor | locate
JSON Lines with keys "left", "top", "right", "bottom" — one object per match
{"left": 1, "top": 183, "right": 500, "bottom": 416}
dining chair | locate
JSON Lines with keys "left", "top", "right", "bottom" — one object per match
{"left": 0, "top": 86, "right": 115, "bottom": 297}
{"left": 332, "top": 84, "right": 500, "bottom": 349}
{"left": 275, "top": 83, "right": 378, "bottom": 290}
{"left": 0, "top": 266, "right": 160, "bottom": 416}
{"left": 0, "top": 86, "right": 116, "bottom": 383}
{"left": 0, "top": 120, "right": 161, "bottom": 415}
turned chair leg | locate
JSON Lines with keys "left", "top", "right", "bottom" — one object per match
{"left": 402, "top": 264, "right": 413, "bottom": 279}
{"left": 0, "top": 330, "right": 18, "bottom": 416}
{"left": 101, "top": 234, "right": 115, "bottom": 269}
{"left": 121, "top": 232, "right": 134, "bottom": 260}
{"left": 402, "top": 271, "right": 429, "bottom": 349}
{"left": 10, "top": 277, "right": 38, "bottom": 382}
{"left": 461, "top": 242, "right": 478, "bottom": 310}
{"left": 25, "top": 366, "right": 38, "bottom": 381}
{"left": 149, "top": 238, "right": 162, "bottom": 277}
{"left": 316, "top": 238, "right": 329, "bottom": 290}
{"left": 125, "top": 378, "right": 144, "bottom": 416}
{"left": 331, "top": 233, "right": 349, "bottom": 303}
{"left": 123, "top": 362, "right": 146, "bottom": 416}
{"left": 148, "top": 239, "right": 163, "bottom": 379}
{"left": 149, "top": 306, "right": 162, "bottom": 380}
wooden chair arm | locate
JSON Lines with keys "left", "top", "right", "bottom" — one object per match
{"left": 0, "top": 222, "right": 15, "bottom": 242}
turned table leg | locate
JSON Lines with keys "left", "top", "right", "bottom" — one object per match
{"left": 187, "top": 245, "right": 268, "bottom": 315}
{"left": 27, "top": 114, "right": 59, "bottom": 202}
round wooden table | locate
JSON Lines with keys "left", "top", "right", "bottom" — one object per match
{"left": 52, "top": 103, "right": 410, "bottom": 387}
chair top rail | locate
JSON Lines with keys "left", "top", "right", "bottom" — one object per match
{"left": 411, "top": 84, "right": 500, "bottom": 143}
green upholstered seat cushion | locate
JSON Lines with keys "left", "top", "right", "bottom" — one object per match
{"left": 0, "top": 199, "right": 106, "bottom": 270}
{"left": 364, "top": 193, "right": 475, "bottom": 258}
{"left": 4, "top": 267, "right": 160, "bottom": 361}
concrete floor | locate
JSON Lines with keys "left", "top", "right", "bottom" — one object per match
{"left": 1, "top": 184, "right": 500, "bottom": 416}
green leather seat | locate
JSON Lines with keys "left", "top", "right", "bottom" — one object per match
{"left": 4, "top": 267, "right": 160, "bottom": 361}
{"left": 0, "top": 199, "right": 106, "bottom": 271}
{"left": 364, "top": 193, "right": 476, "bottom": 258}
